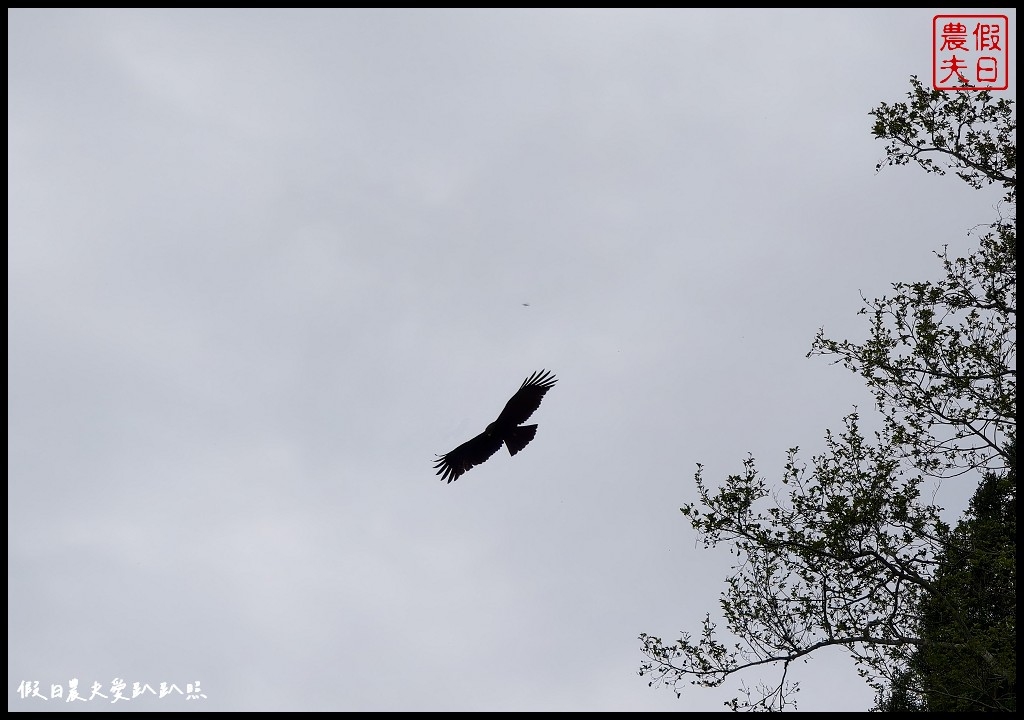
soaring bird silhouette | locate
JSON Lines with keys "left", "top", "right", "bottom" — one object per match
{"left": 433, "top": 370, "right": 557, "bottom": 483}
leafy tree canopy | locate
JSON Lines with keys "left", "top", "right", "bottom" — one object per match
{"left": 639, "top": 77, "right": 1015, "bottom": 711}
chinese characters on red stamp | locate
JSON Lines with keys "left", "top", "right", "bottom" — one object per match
{"left": 933, "top": 15, "right": 1009, "bottom": 90}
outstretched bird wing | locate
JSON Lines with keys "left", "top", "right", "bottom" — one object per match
{"left": 492, "top": 369, "right": 558, "bottom": 428}
{"left": 433, "top": 431, "right": 504, "bottom": 484}
{"left": 433, "top": 370, "right": 557, "bottom": 484}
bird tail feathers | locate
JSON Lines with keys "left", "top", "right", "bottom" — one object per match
{"left": 504, "top": 425, "right": 538, "bottom": 456}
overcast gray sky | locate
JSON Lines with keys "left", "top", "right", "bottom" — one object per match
{"left": 8, "top": 8, "right": 1016, "bottom": 712}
